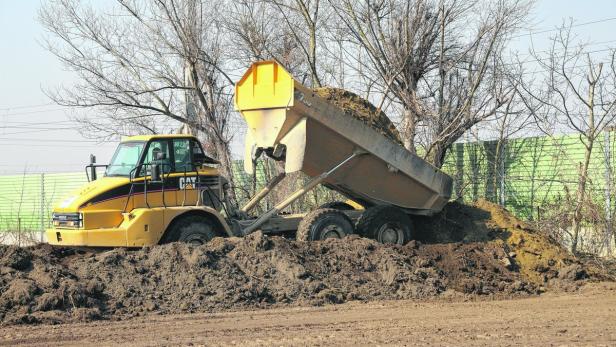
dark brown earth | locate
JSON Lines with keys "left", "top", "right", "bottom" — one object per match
{"left": 0, "top": 201, "right": 603, "bottom": 326}
{"left": 2, "top": 282, "right": 615, "bottom": 346}
{"left": 313, "top": 87, "right": 403, "bottom": 145}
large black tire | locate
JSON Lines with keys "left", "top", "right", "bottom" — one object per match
{"left": 318, "top": 201, "right": 355, "bottom": 211}
{"left": 162, "top": 215, "right": 217, "bottom": 245}
{"left": 356, "top": 205, "right": 413, "bottom": 245}
{"left": 296, "top": 208, "right": 354, "bottom": 241}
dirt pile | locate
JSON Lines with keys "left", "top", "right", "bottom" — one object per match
{"left": 415, "top": 199, "right": 597, "bottom": 286}
{"left": 0, "top": 200, "right": 598, "bottom": 326}
{"left": 314, "top": 87, "right": 403, "bottom": 145}
{"left": 2, "top": 232, "right": 537, "bottom": 325}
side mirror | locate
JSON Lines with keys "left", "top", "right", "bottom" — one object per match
{"left": 89, "top": 154, "right": 97, "bottom": 181}
{"left": 151, "top": 163, "right": 161, "bottom": 182}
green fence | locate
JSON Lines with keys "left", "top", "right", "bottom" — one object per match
{"left": 443, "top": 132, "right": 615, "bottom": 221}
{"left": 0, "top": 172, "right": 86, "bottom": 233}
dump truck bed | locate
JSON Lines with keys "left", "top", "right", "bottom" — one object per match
{"left": 236, "top": 61, "right": 453, "bottom": 215}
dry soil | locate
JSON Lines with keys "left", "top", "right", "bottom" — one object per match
{"left": 313, "top": 87, "right": 403, "bottom": 145}
{"left": 1, "top": 282, "right": 614, "bottom": 346}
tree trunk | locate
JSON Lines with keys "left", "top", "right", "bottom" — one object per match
{"left": 212, "top": 139, "right": 237, "bottom": 205}
{"left": 308, "top": 24, "right": 321, "bottom": 88}
{"left": 571, "top": 140, "right": 593, "bottom": 254}
{"left": 401, "top": 108, "right": 417, "bottom": 154}
{"left": 426, "top": 142, "right": 448, "bottom": 169}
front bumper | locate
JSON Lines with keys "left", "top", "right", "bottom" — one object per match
{"left": 46, "top": 206, "right": 228, "bottom": 247}
{"left": 46, "top": 207, "right": 168, "bottom": 247}
{"left": 46, "top": 227, "right": 129, "bottom": 247}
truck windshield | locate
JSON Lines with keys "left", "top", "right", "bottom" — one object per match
{"left": 106, "top": 142, "right": 145, "bottom": 177}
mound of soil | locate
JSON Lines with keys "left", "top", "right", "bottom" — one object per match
{"left": 314, "top": 87, "right": 403, "bottom": 145}
{"left": 2, "top": 233, "right": 536, "bottom": 325}
{"left": 415, "top": 199, "right": 597, "bottom": 285}
{"left": 0, "top": 200, "right": 597, "bottom": 326}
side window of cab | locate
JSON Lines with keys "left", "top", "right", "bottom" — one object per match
{"left": 190, "top": 139, "right": 216, "bottom": 165}
{"left": 140, "top": 139, "right": 172, "bottom": 176}
{"left": 173, "top": 138, "right": 193, "bottom": 173}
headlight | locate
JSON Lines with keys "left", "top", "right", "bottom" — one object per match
{"left": 59, "top": 196, "right": 77, "bottom": 208}
{"left": 52, "top": 212, "right": 83, "bottom": 228}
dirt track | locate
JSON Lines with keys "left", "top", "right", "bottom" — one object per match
{"left": 2, "top": 282, "right": 614, "bottom": 346}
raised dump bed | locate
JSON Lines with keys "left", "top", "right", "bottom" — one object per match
{"left": 235, "top": 61, "right": 453, "bottom": 216}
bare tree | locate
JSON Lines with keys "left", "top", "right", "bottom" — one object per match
{"left": 519, "top": 22, "right": 616, "bottom": 254}
{"left": 227, "top": 0, "right": 331, "bottom": 87}
{"left": 330, "top": 0, "right": 532, "bottom": 167}
{"left": 329, "top": 0, "right": 442, "bottom": 152}
{"left": 39, "top": 0, "right": 237, "bottom": 188}
{"left": 485, "top": 77, "right": 534, "bottom": 206}
{"left": 226, "top": 0, "right": 305, "bottom": 75}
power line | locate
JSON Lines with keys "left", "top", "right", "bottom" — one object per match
{"left": 0, "top": 165, "right": 94, "bottom": 169}
{"left": 0, "top": 138, "right": 102, "bottom": 143}
{"left": 512, "top": 16, "right": 616, "bottom": 39}
{"left": 0, "top": 143, "right": 104, "bottom": 148}
{"left": 0, "top": 103, "right": 55, "bottom": 111}
{"left": 0, "top": 128, "right": 83, "bottom": 136}
{"left": 0, "top": 120, "right": 76, "bottom": 126}
{"left": 0, "top": 108, "right": 73, "bottom": 117}
{"left": 513, "top": 39, "right": 616, "bottom": 58}
{"left": 504, "top": 47, "right": 615, "bottom": 68}
{"left": 1, "top": 126, "right": 79, "bottom": 130}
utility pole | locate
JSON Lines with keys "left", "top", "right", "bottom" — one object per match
{"left": 604, "top": 129, "right": 613, "bottom": 256}
{"left": 40, "top": 173, "right": 45, "bottom": 243}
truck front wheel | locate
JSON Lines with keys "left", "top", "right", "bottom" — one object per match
{"left": 162, "top": 215, "right": 217, "bottom": 245}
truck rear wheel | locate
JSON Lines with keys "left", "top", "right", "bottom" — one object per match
{"left": 296, "top": 208, "right": 354, "bottom": 241}
{"left": 162, "top": 215, "right": 217, "bottom": 245}
{"left": 356, "top": 205, "right": 413, "bottom": 245}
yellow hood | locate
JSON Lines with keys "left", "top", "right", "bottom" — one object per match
{"left": 53, "top": 176, "right": 130, "bottom": 212}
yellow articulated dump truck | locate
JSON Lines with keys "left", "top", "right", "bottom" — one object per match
{"left": 47, "top": 61, "right": 453, "bottom": 247}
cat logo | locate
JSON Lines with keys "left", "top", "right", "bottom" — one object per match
{"left": 179, "top": 177, "right": 197, "bottom": 189}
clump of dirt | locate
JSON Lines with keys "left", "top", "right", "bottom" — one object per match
{"left": 314, "top": 87, "right": 403, "bottom": 145}
{"left": 415, "top": 199, "right": 598, "bottom": 286}
{"left": 1, "top": 232, "right": 537, "bottom": 325}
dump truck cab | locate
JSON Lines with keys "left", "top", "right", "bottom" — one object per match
{"left": 46, "top": 134, "right": 232, "bottom": 247}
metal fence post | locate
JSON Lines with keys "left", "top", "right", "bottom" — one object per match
{"left": 40, "top": 173, "right": 45, "bottom": 243}
{"left": 499, "top": 140, "right": 506, "bottom": 207}
{"left": 604, "top": 130, "right": 613, "bottom": 256}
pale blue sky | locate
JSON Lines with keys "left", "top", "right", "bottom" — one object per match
{"left": 1, "top": 0, "right": 615, "bottom": 174}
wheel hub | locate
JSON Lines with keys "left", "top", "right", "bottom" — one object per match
{"left": 321, "top": 224, "right": 343, "bottom": 239}
{"left": 186, "top": 236, "right": 205, "bottom": 245}
{"left": 378, "top": 223, "right": 403, "bottom": 244}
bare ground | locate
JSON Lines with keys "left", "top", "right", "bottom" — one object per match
{"left": 2, "top": 282, "right": 615, "bottom": 347}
